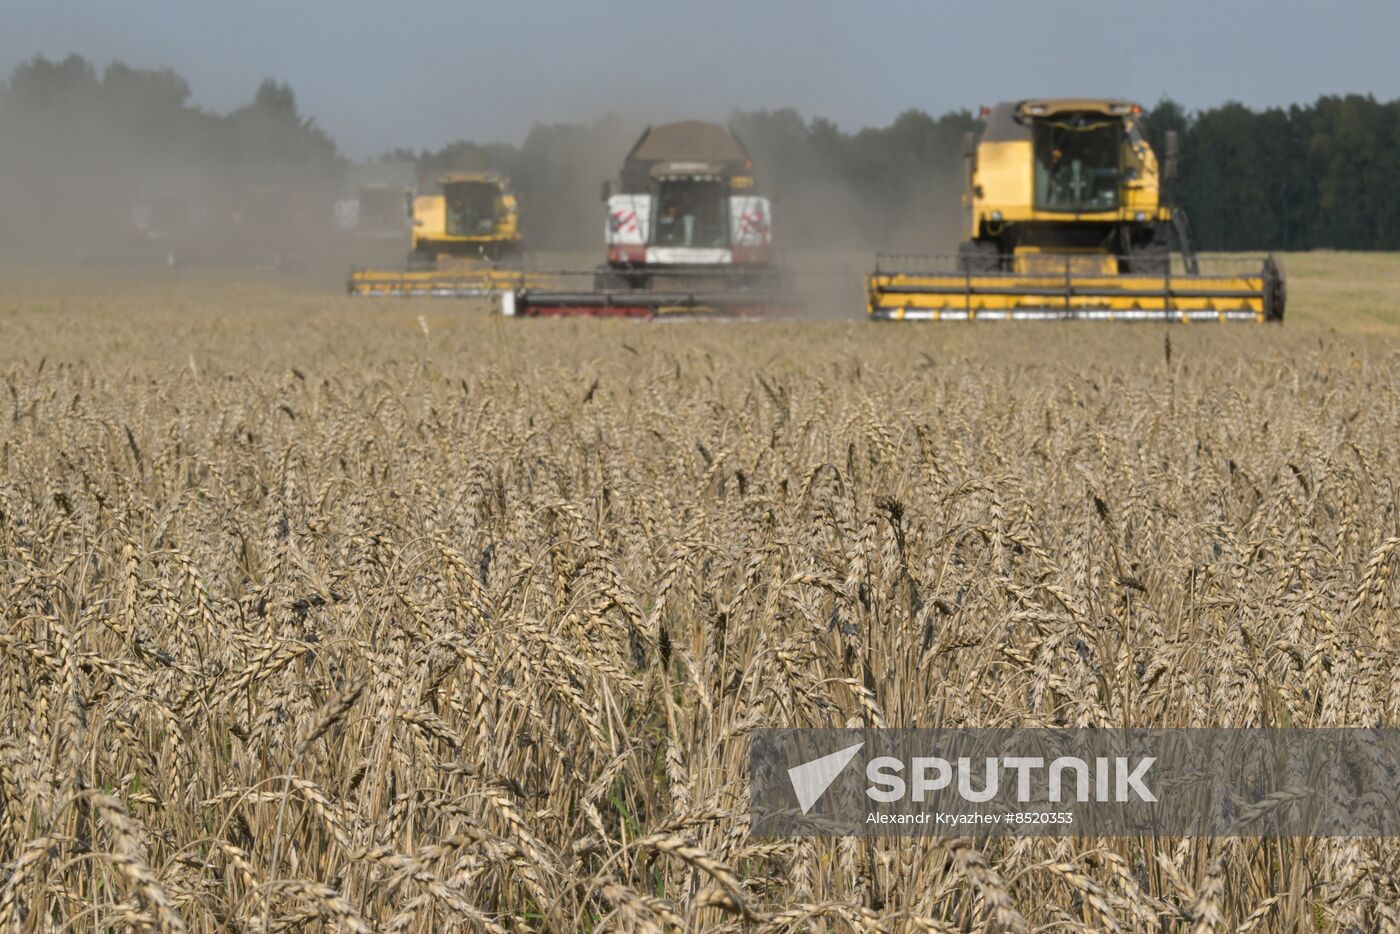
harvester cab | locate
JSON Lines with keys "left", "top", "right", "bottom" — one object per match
{"left": 504, "top": 121, "right": 793, "bottom": 318}
{"left": 961, "top": 100, "right": 1170, "bottom": 274}
{"left": 596, "top": 124, "right": 776, "bottom": 290}
{"left": 868, "top": 98, "right": 1285, "bottom": 322}
{"left": 410, "top": 172, "right": 524, "bottom": 264}
{"left": 348, "top": 170, "right": 533, "bottom": 297}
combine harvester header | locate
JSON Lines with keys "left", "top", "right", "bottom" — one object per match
{"left": 506, "top": 121, "right": 797, "bottom": 319}
{"left": 869, "top": 253, "right": 1285, "bottom": 321}
{"left": 867, "top": 99, "right": 1285, "bottom": 322}
{"left": 502, "top": 274, "right": 790, "bottom": 319}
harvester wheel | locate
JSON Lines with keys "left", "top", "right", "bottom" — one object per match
{"left": 956, "top": 240, "right": 1001, "bottom": 273}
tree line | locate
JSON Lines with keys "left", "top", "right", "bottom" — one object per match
{"left": 1142, "top": 96, "right": 1400, "bottom": 251}
{"left": 4, "top": 53, "right": 1400, "bottom": 252}
{"left": 0, "top": 55, "right": 340, "bottom": 249}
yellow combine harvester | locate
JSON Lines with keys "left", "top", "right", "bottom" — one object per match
{"left": 868, "top": 99, "right": 1285, "bottom": 321}
{"left": 348, "top": 171, "right": 536, "bottom": 297}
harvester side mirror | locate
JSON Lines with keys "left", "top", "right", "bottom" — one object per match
{"left": 1164, "top": 130, "right": 1180, "bottom": 182}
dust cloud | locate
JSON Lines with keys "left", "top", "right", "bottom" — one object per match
{"left": 0, "top": 54, "right": 974, "bottom": 304}
{"left": 0, "top": 57, "right": 381, "bottom": 279}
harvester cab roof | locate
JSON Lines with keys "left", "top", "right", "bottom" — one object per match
{"left": 1016, "top": 99, "right": 1141, "bottom": 118}
{"left": 980, "top": 99, "right": 1142, "bottom": 142}
{"left": 438, "top": 170, "right": 509, "bottom": 186}
{"left": 650, "top": 161, "right": 727, "bottom": 182}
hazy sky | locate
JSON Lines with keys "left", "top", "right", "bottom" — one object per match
{"left": 4, "top": 0, "right": 1396, "bottom": 157}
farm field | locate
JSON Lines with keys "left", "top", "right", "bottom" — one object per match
{"left": 1, "top": 251, "right": 1398, "bottom": 931}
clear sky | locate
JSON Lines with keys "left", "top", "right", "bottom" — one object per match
{"left": 3, "top": 0, "right": 1395, "bottom": 157}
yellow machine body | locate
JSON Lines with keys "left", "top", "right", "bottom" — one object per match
{"left": 968, "top": 99, "right": 1168, "bottom": 236}
{"left": 348, "top": 171, "right": 529, "bottom": 297}
{"left": 408, "top": 172, "right": 523, "bottom": 259}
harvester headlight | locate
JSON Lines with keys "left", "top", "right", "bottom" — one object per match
{"left": 1026, "top": 105, "right": 1046, "bottom": 115}
{"left": 991, "top": 210, "right": 1003, "bottom": 221}
{"left": 1135, "top": 211, "right": 1146, "bottom": 221}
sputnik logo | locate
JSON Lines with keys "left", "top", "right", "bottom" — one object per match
{"left": 788, "top": 742, "right": 864, "bottom": 814}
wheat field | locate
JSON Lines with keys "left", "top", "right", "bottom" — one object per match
{"left": 1, "top": 254, "right": 1398, "bottom": 931}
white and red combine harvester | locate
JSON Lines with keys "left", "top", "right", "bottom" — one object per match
{"left": 504, "top": 121, "right": 796, "bottom": 319}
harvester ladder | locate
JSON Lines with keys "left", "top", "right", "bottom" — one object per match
{"left": 1172, "top": 210, "right": 1201, "bottom": 276}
